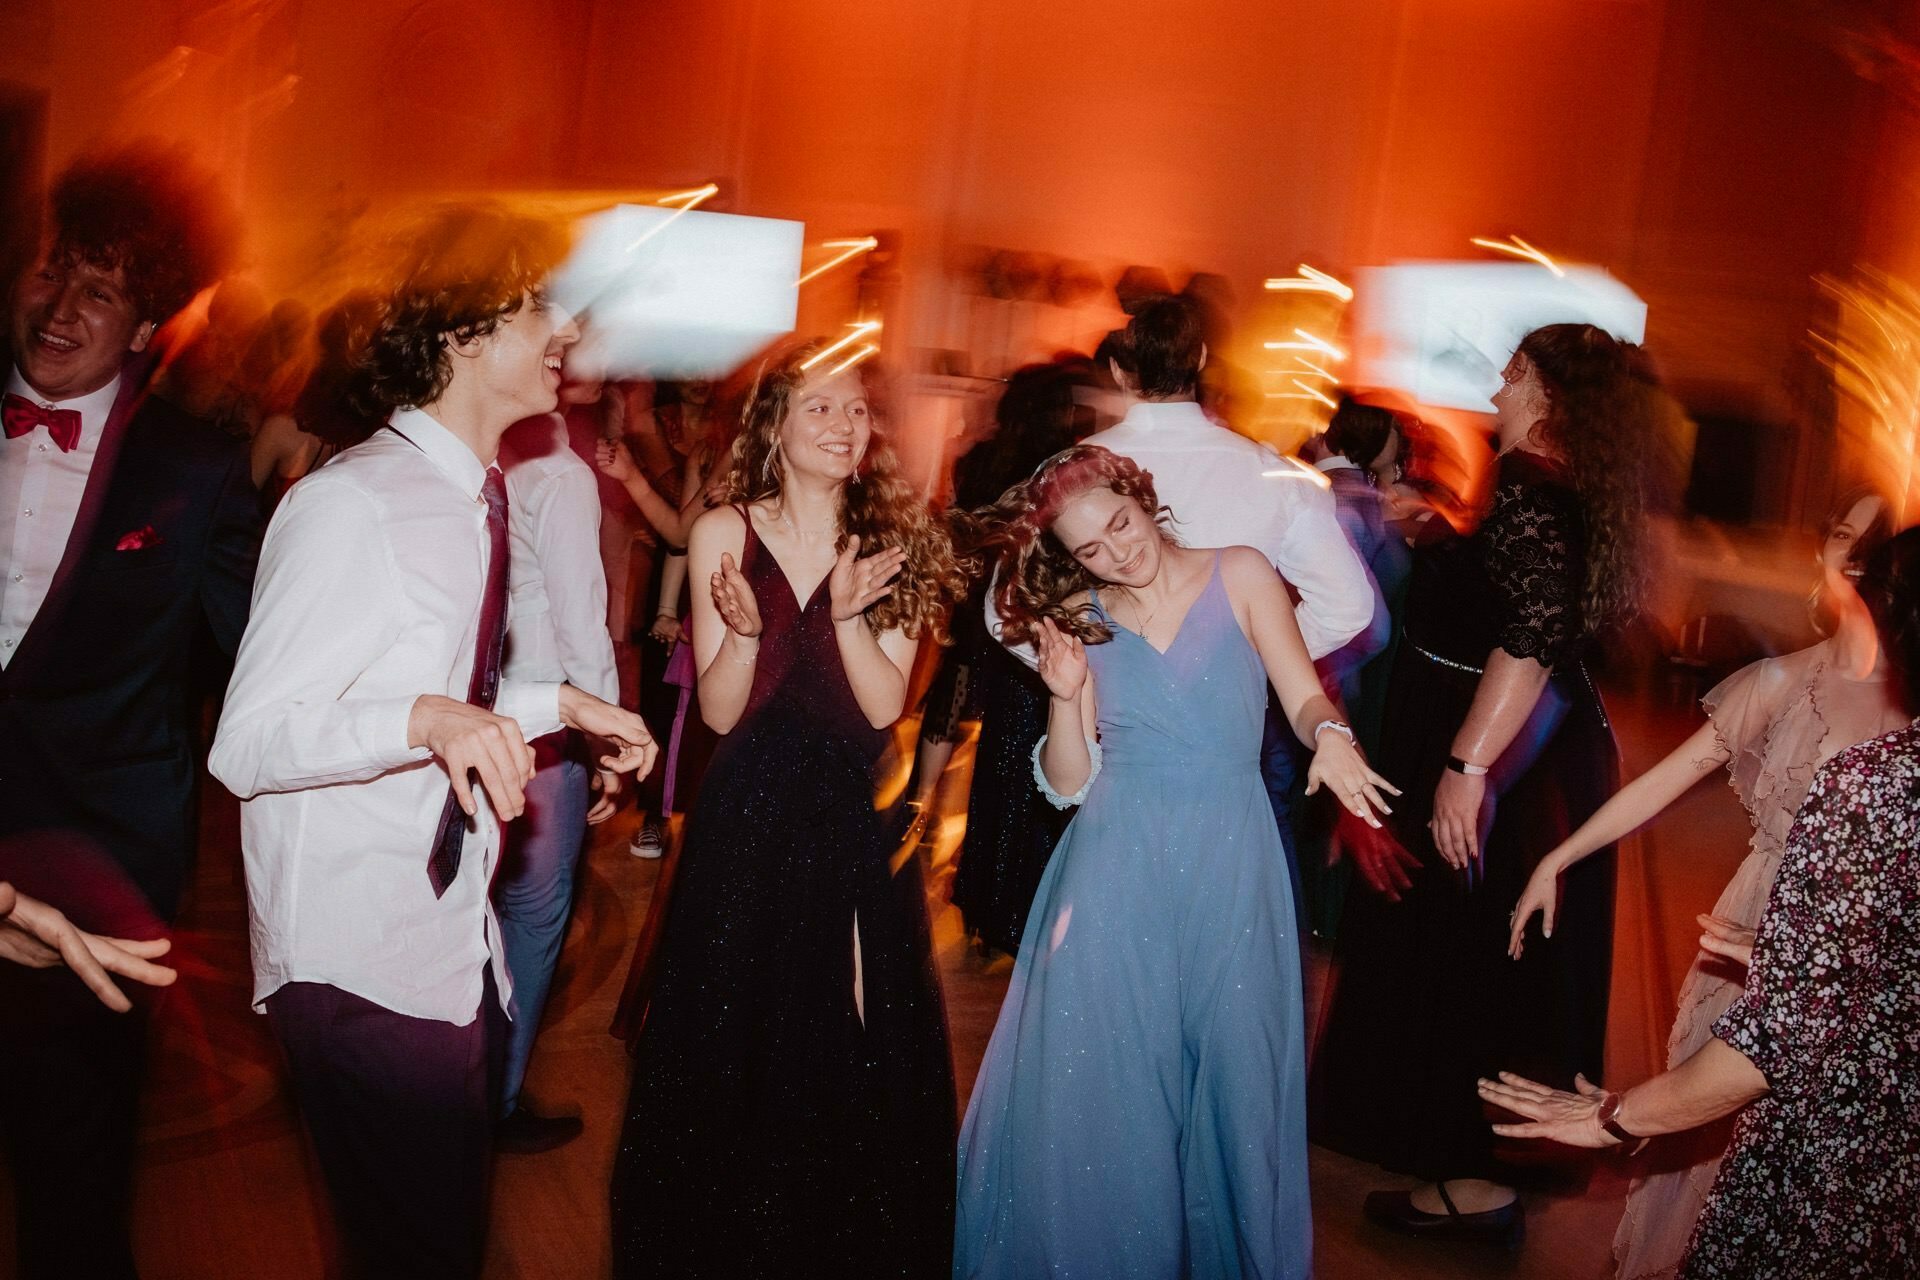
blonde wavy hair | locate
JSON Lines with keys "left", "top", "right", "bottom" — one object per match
{"left": 969, "top": 444, "right": 1173, "bottom": 646}
{"left": 721, "top": 341, "right": 969, "bottom": 642}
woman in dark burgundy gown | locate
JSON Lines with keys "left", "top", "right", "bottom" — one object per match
{"left": 1310, "top": 323, "right": 1657, "bottom": 1247}
{"left": 611, "top": 343, "right": 969, "bottom": 1279}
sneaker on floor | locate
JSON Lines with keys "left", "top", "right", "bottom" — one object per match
{"left": 496, "top": 1104, "right": 584, "bottom": 1155}
{"left": 629, "top": 821, "right": 664, "bottom": 859}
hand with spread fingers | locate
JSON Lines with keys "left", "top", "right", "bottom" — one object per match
{"left": 828, "top": 534, "right": 905, "bottom": 624}
{"left": 711, "top": 551, "right": 763, "bottom": 638}
{"left": 1696, "top": 913, "right": 1755, "bottom": 968}
{"left": 1033, "top": 617, "right": 1089, "bottom": 703}
{"left": 0, "top": 881, "right": 177, "bottom": 1013}
{"left": 1477, "top": 1071, "right": 1614, "bottom": 1148}
{"left": 1334, "top": 812, "right": 1423, "bottom": 901}
{"left": 1304, "top": 736, "right": 1399, "bottom": 830}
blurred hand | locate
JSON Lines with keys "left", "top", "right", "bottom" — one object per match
{"left": 1429, "top": 769, "right": 1487, "bottom": 873}
{"left": 710, "top": 552, "right": 762, "bottom": 638}
{"left": 0, "top": 881, "right": 177, "bottom": 1013}
{"left": 828, "top": 535, "right": 905, "bottom": 623}
{"left": 408, "top": 696, "right": 536, "bottom": 822}
{"left": 648, "top": 614, "right": 683, "bottom": 648}
{"left": 1303, "top": 735, "right": 1398, "bottom": 829}
{"left": 1696, "top": 914, "right": 1755, "bottom": 968}
{"left": 596, "top": 438, "right": 638, "bottom": 484}
{"left": 1034, "top": 617, "right": 1088, "bottom": 703}
{"left": 586, "top": 768, "right": 623, "bottom": 825}
{"left": 1333, "top": 812, "right": 1422, "bottom": 901}
{"left": 559, "top": 687, "right": 659, "bottom": 782}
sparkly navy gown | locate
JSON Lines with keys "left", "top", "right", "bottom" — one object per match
{"left": 611, "top": 514, "right": 956, "bottom": 1279}
{"left": 955, "top": 553, "right": 1313, "bottom": 1278}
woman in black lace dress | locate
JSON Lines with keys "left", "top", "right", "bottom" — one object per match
{"left": 1309, "top": 324, "right": 1656, "bottom": 1246}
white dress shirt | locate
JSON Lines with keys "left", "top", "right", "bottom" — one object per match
{"left": 0, "top": 368, "right": 121, "bottom": 665}
{"left": 210, "top": 408, "right": 562, "bottom": 1025}
{"left": 500, "top": 414, "right": 618, "bottom": 704}
{"left": 987, "top": 400, "right": 1375, "bottom": 660}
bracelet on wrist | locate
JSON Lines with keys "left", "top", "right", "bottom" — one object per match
{"left": 1313, "top": 719, "right": 1354, "bottom": 746}
{"left": 1447, "top": 755, "right": 1490, "bottom": 776}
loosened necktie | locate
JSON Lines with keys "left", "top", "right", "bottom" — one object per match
{"left": 2, "top": 393, "right": 81, "bottom": 452}
{"left": 426, "top": 467, "right": 511, "bottom": 897}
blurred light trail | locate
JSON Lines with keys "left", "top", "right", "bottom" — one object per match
{"left": 796, "top": 237, "right": 881, "bottom": 287}
{"left": 655, "top": 183, "right": 720, "bottom": 210}
{"left": 1469, "top": 234, "right": 1566, "bottom": 278}
{"left": 799, "top": 321, "right": 881, "bottom": 371}
{"left": 1261, "top": 456, "right": 1334, "bottom": 488}
{"left": 826, "top": 342, "right": 880, "bottom": 377}
{"left": 1264, "top": 329, "right": 1346, "bottom": 360}
{"left": 1264, "top": 264, "right": 1354, "bottom": 301}
{"left": 1290, "top": 358, "right": 1338, "bottom": 382}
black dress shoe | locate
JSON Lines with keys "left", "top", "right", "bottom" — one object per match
{"left": 1363, "top": 1182, "right": 1525, "bottom": 1250}
{"left": 496, "top": 1104, "right": 584, "bottom": 1155}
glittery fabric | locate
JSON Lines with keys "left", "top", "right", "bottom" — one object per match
{"left": 955, "top": 554, "right": 1312, "bottom": 1279}
{"left": 611, "top": 514, "right": 956, "bottom": 1279}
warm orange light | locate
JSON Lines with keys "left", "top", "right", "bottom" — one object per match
{"left": 799, "top": 321, "right": 882, "bottom": 371}
{"left": 1469, "top": 234, "right": 1566, "bottom": 278}
{"left": 826, "top": 342, "right": 880, "bottom": 377}
{"left": 1264, "top": 264, "right": 1353, "bottom": 301}
{"left": 655, "top": 183, "right": 720, "bottom": 209}
{"left": 796, "top": 237, "right": 881, "bottom": 287}
{"left": 1264, "top": 329, "right": 1345, "bottom": 360}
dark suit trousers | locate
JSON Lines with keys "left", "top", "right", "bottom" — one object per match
{"left": 267, "top": 973, "right": 504, "bottom": 1280}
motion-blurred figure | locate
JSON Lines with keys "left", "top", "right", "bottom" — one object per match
{"left": 0, "top": 141, "right": 254, "bottom": 1280}
{"left": 249, "top": 290, "right": 383, "bottom": 512}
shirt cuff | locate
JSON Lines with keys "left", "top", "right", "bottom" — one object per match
{"left": 370, "top": 696, "right": 434, "bottom": 771}
{"left": 496, "top": 680, "right": 564, "bottom": 741}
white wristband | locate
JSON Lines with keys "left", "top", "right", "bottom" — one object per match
{"left": 1313, "top": 719, "right": 1355, "bottom": 746}
{"left": 1032, "top": 734, "right": 1101, "bottom": 809}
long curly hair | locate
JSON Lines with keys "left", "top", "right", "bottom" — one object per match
{"left": 350, "top": 203, "right": 569, "bottom": 416}
{"left": 973, "top": 444, "right": 1172, "bottom": 646}
{"left": 1517, "top": 323, "right": 1657, "bottom": 634}
{"left": 720, "top": 341, "right": 969, "bottom": 642}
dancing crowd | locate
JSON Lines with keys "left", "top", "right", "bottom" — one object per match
{"left": 1, "top": 144, "right": 1917, "bottom": 1280}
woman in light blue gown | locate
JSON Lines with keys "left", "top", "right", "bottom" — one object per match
{"left": 956, "top": 446, "right": 1398, "bottom": 1279}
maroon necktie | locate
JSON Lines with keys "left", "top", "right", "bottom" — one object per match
{"left": 2, "top": 393, "right": 81, "bottom": 452}
{"left": 427, "top": 467, "right": 511, "bottom": 897}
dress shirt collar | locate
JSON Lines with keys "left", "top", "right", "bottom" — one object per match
{"left": 1315, "top": 455, "right": 1360, "bottom": 474}
{"left": 6, "top": 364, "right": 122, "bottom": 447}
{"left": 1108, "top": 398, "right": 1216, "bottom": 438}
{"left": 387, "top": 406, "right": 492, "bottom": 500}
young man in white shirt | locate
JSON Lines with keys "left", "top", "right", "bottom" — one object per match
{"left": 491, "top": 409, "right": 622, "bottom": 1152}
{"left": 210, "top": 206, "right": 657, "bottom": 1279}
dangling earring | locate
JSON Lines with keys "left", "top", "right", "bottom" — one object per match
{"left": 761, "top": 446, "right": 779, "bottom": 490}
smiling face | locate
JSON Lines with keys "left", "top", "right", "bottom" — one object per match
{"left": 1049, "top": 484, "right": 1165, "bottom": 589}
{"left": 776, "top": 368, "right": 871, "bottom": 486}
{"left": 1820, "top": 493, "right": 1887, "bottom": 593}
{"left": 9, "top": 248, "right": 153, "bottom": 401}
{"left": 454, "top": 289, "right": 579, "bottom": 422}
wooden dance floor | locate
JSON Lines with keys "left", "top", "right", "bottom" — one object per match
{"left": 0, "top": 694, "right": 1747, "bottom": 1279}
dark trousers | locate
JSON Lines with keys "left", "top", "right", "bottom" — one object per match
{"left": 0, "top": 964, "right": 149, "bottom": 1280}
{"left": 267, "top": 973, "right": 505, "bottom": 1280}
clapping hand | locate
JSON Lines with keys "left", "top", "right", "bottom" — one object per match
{"left": 711, "top": 552, "right": 763, "bottom": 638}
{"left": 1696, "top": 914, "right": 1755, "bottom": 968}
{"left": 828, "top": 535, "right": 905, "bottom": 623}
{"left": 1034, "top": 617, "right": 1088, "bottom": 702}
{"left": 1304, "top": 734, "right": 1399, "bottom": 829}
{"left": 0, "top": 881, "right": 177, "bottom": 1013}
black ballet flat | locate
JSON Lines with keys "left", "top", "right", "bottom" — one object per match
{"left": 1363, "top": 1182, "right": 1525, "bottom": 1250}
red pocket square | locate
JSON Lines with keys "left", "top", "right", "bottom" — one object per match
{"left": 115, "top": 525, "right": 163, "bottom": 552}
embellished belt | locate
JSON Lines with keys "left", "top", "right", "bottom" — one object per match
{"left": 1407, "top": 635, "right": 1483, "bottom": 675}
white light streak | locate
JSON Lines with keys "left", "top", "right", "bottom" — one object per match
{"left": 796, "top": 237, "right": 881, "bottom": 287}
{"left": 1264, "top": 264, "right": 1354, "bottom": 301}
{"left": 1263, "top": 329, "right": 1346, "bottom": 360}
{"left": 1469, "top": 234, "right": 1566, "bottom": 278}
{"left": 799, "top": 322, "right": 882, "bottom": 372}
{"left": 826, "top": 342, "right": 880, "bottom": 377}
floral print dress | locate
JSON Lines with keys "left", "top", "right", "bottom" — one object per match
{"left": 1680, "top": 719, "right": 1920, "bottom": 1278}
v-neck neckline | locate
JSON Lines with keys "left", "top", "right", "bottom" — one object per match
{"left": 1098, "top": 552, "right": 1219, "bottom": 658}
{"left": 747, "top": 510, "right": 829, "bottom": 614}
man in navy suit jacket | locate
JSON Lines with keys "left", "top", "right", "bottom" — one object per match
{"left": 0, "top": 143, "right": 257, "bottom": 1280}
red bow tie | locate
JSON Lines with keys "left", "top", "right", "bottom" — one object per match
{"left": 3, "top": 393, "right": 83, "bottom": 452}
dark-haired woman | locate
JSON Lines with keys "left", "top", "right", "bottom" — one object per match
{"left": 955, "top": 445, "right": 1395, "bottom": 1278}
{"left": 1310, "top": 324, "right": 1654, "bottom": 1245}
{"left": 1481, "top": 524, "right": 1920, "bottom": 1279}
{"left": 1507, "top": 487, "right": 1903, "bottom": 1279}
{"left": 610, "top": 344, "right": 969, "bottom": 1278}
